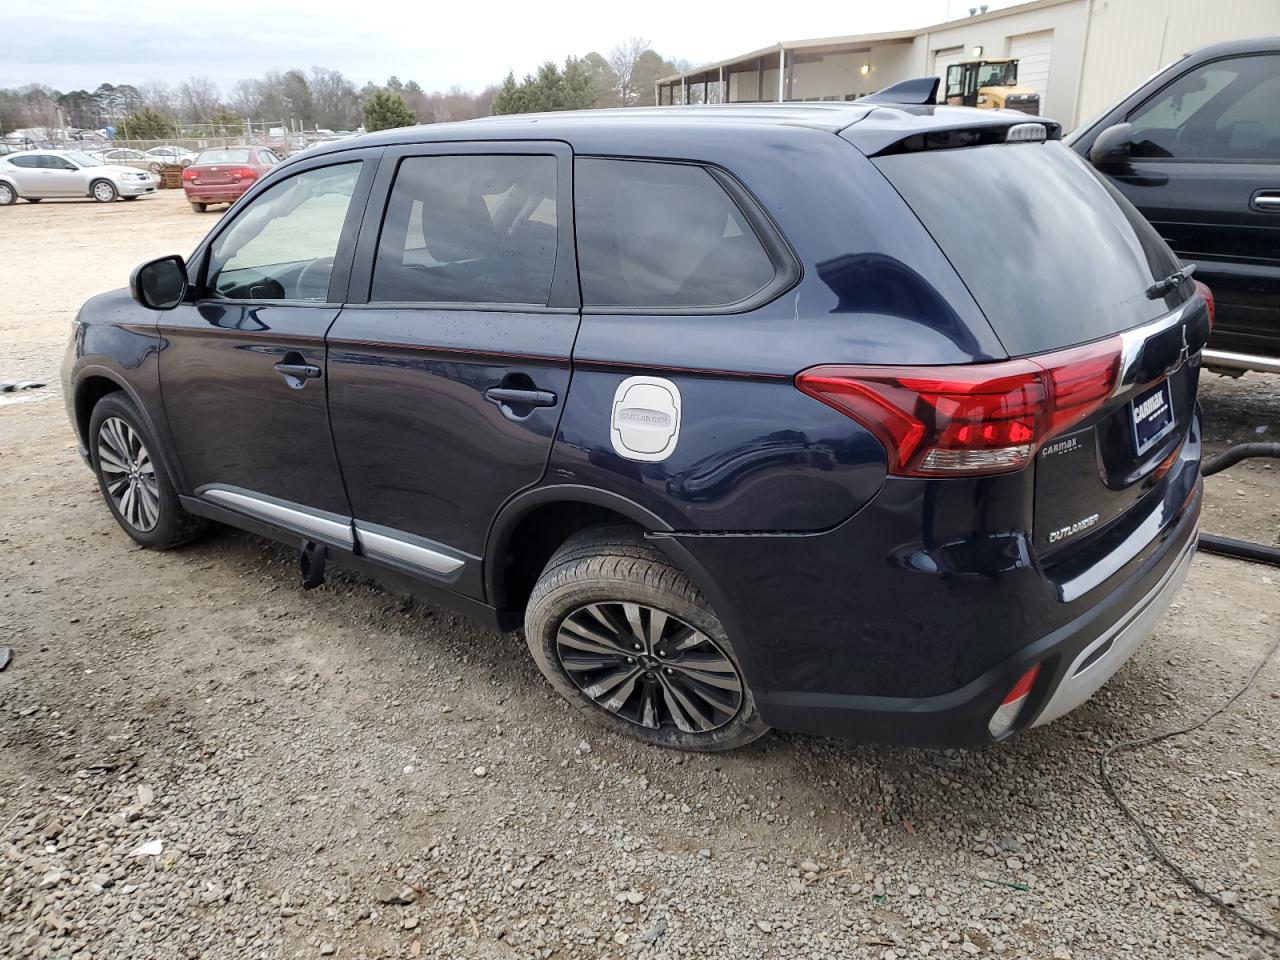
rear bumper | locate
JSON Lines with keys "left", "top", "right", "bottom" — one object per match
{"left": 184, "top": 184, "right": 251, "bottom": 203}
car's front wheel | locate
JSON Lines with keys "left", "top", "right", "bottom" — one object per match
{"left": 524, "top": 527, "right": 767, "bottom": 752}
{"left": 88, "top": 393, "right": 208, "bottom": 549}
{"left": 0, "top": 182, "right": 16, "bottom": 205}
{"left": 90, "top": 179, "right": 118, "bottom": 203}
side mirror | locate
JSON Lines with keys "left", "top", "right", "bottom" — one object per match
{"left": 1089, "top": 122, "right": 1133, "bottom": 169}
{"left": 130, "top": 255, "right": 188, "bottom": 310}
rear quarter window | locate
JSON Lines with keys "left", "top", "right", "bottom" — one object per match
{"left": 574, "top": 158, "right": 785, "bottom": 311}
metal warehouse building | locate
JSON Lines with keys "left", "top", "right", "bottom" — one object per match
{"left": 655, "top": 0, "right": 1280, "bottom": 129}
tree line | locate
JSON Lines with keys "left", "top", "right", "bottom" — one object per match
{"left": 0, "top": 38, "right": 687, "bottom": 138}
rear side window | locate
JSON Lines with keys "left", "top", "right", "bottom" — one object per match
{"left": 8, "top": 156, "right": 39, "bottom": 168}
{"left": 574, "top": 158, "right": 778, "bottom": 310}
{"left": 371, "top": 154, "right": 558, "bottom": 305}
{"left": 875, "top": 141, "right": 1186, "bottom": 356}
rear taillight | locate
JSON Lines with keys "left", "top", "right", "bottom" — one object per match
{"left": 230, "top": 167, "right": 257, "bottom": 181}
{"left": 181, "top": 167, "right": 198, "bottom": 181}
{"left": 988, "top": 664, "right": 1040, "bottom": 738}
{"left": 1194, "top": 279, "right": 1215, "bottom": 331}
{"left": 795, "top": 336, "right": 1122, "bottom": 477}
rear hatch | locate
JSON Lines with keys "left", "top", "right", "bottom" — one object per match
{"left": 870, "top": 135, "right": 1209, "bottom": 562}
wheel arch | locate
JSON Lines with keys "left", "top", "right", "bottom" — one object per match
{"left": 484, "top": 487, "right": 752, "bottom": 684}
{"left": 72, "top": 367, "right": 181, "bottom": 488}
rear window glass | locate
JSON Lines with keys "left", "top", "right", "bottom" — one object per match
{"left": 574, "top": 158, "right": 776, "bottom": 309}
{"left": 196, "top": 148, "right": 252, "bottom": 165}
{"left": 874, "top": 141, "right": 1187, "bottom": 356}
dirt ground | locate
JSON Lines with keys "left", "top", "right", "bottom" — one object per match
{"left": 2, "top": 189, "right": 1279, "bottom": 960}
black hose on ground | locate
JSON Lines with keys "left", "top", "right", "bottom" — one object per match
{"left": 1196, "top": 441, "right": 1280, "bottom": 567}
{"left": 1202, "top": 442, "right": 1280, "bottom": 477}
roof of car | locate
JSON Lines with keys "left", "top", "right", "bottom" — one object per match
{"left": 299, "top": 100, "right": 1051, "bottom": 161}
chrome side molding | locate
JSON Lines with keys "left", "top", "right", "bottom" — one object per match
{"left": 200, "top": 485, "right": 355, "bottom": 547}
{"left": 353, "top": 521, "right": 466, "bottom": 578}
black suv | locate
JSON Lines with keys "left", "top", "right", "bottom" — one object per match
{"left": 64, "top": 96, "right": 1207, "bottom": 752}
{"left": 1068, "top": 37, "right": 1280, "bottom": 375}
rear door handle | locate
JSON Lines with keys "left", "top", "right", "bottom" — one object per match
{"left": 485, "top": 387, "right": 557, "bottom": 407}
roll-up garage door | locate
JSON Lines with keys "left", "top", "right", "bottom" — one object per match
{"left": 1009, "top": 30, "right": 1053, "bottom": 99}
{"left": 933, "top": 46, "right": 966, "bottom": 102}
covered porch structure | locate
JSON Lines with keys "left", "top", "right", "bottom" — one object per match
{"left": 655, "top": 31, "right": 917, "bottom": 106}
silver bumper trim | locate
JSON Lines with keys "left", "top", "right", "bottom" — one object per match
{"left": 1032, "top": 528, "right": 1198, "bottom": 727}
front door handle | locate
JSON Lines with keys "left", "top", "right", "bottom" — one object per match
{"left": 274, "top": 351, "right": 322, "bottom": 389}
{"left": 1252, "top": 190, "right": 1280, "bottom": 212}
{"left": 485, "top": 387, "right": 557, "bottom": 407}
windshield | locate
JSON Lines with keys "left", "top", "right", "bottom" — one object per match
{"left": 66, "top": 151, "right": 104, "bottom": 167}
{"left": 196, "top": 148, "right": 252, "bottom": 165}
{"left": 977, "top": 61, "right": 1017, "bottom": 86}
{"left": 874, "top": 141, "right": 1189, "bottom": 356}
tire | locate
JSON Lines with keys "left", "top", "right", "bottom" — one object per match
{"left": 24, "top": 197, "right": 42, "bottom": 203}
{"left": 148, "top": 162, "right": 162, "bottom": 174}
{"left": 90, "top": 179, "right": 118, "bottom": 203}
{"left": 190, "top": 202, "right": 207, "bottom": 213}
{"left": 88, "top": 392, "right": 208, "bottom": 549}
{"left": 524, "top": 526, "right": 768, "bottom": 752}
{"left": 0, "top": 182, "right": 15, "bottom": 205}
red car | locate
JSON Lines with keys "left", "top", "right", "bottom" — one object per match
{"left": 182, "top": 146, "right": 282, "bottom": 212}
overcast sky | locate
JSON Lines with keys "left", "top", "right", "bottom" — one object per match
{"left": 6, "top": 0, "right": 1023, "bottom": 93}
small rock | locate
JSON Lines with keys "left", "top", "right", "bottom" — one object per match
{"left": 38, "top": 871, "right": 65, "bottom": 890}
{"left": 907, "top": 884, "right": 922, "bottom": 897}
{"left": 756, "top": 920, "right": 773, "bottom": 933}
{"left": 319, "top": 944, "right": 336, "bottom": 956}
{"left": 625, "top": 890, "right": 645, "bottom": 905}
{"left": 373, "top": 882, "right": 417, "bottom": 905}
{"left": 402, "top": 765, "right": 415, "bottom": 775}
{"left": 1006, "top": 857, "right": 1024, "bottom": 871}
{"left": 473, "top": 766, "right": 487, "bottom": 778}
{"left": 961, "top": 942, "right": 980, "bottom": 956}
{"left": 1220, "top": 890, "right": 1239, "bottom": 906}
{"left": 1052, "top": 948, "right": 1072, "bottom": 960}
{"left": 577, "top": 740, "right": 591, "bottom": 754}
{"left": 130, "top": 839, "right": 163, "bottom": 857}
{"left": 697, "top": 849, "right": 711, "bottom": 859}
{"left": 799, "top": 860, "right": 822, "bottom": 874}
{"left": 136, "top": 784, "right": 155, "bottom": 807}
{"left": 639, "top": 918, "right": 668, "bottom": 945}
{"left": 613, "top": 931, "right": 629, "bottom": 946}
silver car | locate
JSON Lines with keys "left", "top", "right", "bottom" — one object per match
{"left": 144, "top": 145, "right": 196, "bottom": 168}
{"left": 0, "top": 150, "right": 158, "bottom": 204}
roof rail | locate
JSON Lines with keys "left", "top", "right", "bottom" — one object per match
{"left": 857, "top": 77, "right": 940, "bottom": 106}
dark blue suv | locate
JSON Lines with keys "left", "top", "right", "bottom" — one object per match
{"left": 62, "top": 97, "right": 1207, "bottom": 752}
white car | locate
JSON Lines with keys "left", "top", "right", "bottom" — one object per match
{"left": 144, "top": 145, "right": 196, "bottom": 168}
{"left": 0, "top": 150, "right": 157, "bottom": 204}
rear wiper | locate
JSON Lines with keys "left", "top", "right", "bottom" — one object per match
{"left": 1146, "top": 264, "right": 1195, "bottom": 299}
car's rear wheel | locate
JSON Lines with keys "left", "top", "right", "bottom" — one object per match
{"left": 90, "top": 179, "right": 117, "bottom": 203}
{"left": 0, "top": 182, "right": 15, "bottom": 205}
{"left": 190, "top": 202, "right": 207, "bottom": 213}
{"left": 88, "top": 393, "right": 208, "bottom": 549}
{"left": 524, "top": 527, "right": 767, "bottom": 752}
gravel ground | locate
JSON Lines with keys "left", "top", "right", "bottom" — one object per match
{"left": 2, "top": 190, "right": 1279, "bottom": 960}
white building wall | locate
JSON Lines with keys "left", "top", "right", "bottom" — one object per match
{"left": 787, "top": 43, "right": 917, "bottom": 101}
{"left": 909, "top": 0, "right": 1090, "bottom": 124}
{"left": 1075, "top": 0, "right": 1280, "bottom": 128}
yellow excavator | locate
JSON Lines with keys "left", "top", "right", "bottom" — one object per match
{"left": 943, "top": 59, "right": 1041, "bottom": 115}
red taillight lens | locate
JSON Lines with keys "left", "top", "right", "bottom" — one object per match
{"left": 796, "top": 337, "right": 1121, "bottom": 477}
{"left": 181, "top": 167, "right": 198, "bottom": 181}
{"left": 230, "top": 167, "right": 257, "bottom": 181}
{"left": 1194, "top": 279, "right": 1215, "bottom": 331}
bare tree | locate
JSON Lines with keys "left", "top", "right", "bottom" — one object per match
{"left": 607, "top": 36, "right": 651, "bottom": 107}
{"left": 139, "top": 80, "right": 178, "bottom": 121}
{"left": 177, "top": 75, "right": 221, "bottom": 124}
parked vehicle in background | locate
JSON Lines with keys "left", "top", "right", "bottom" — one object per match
{"left": 64, "top": 95, "right": 1205, "bottom": 752}
{"left": 942, "top": 59, "right": 1040, "bottom": 114}
{"left": 90, "top": 147, "right": 162, "bottom": 174}
{"left": 0, "top": 150, "right": 157, "bottom": 204}
{"left": 144, "top": 145, "right": 197, "bottom": 168}
{"left": 1069, "top": 37, "right": 1280, "bottom": 375}
{"left": 182, "top": 146, "right": 282, "bottom": 212}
